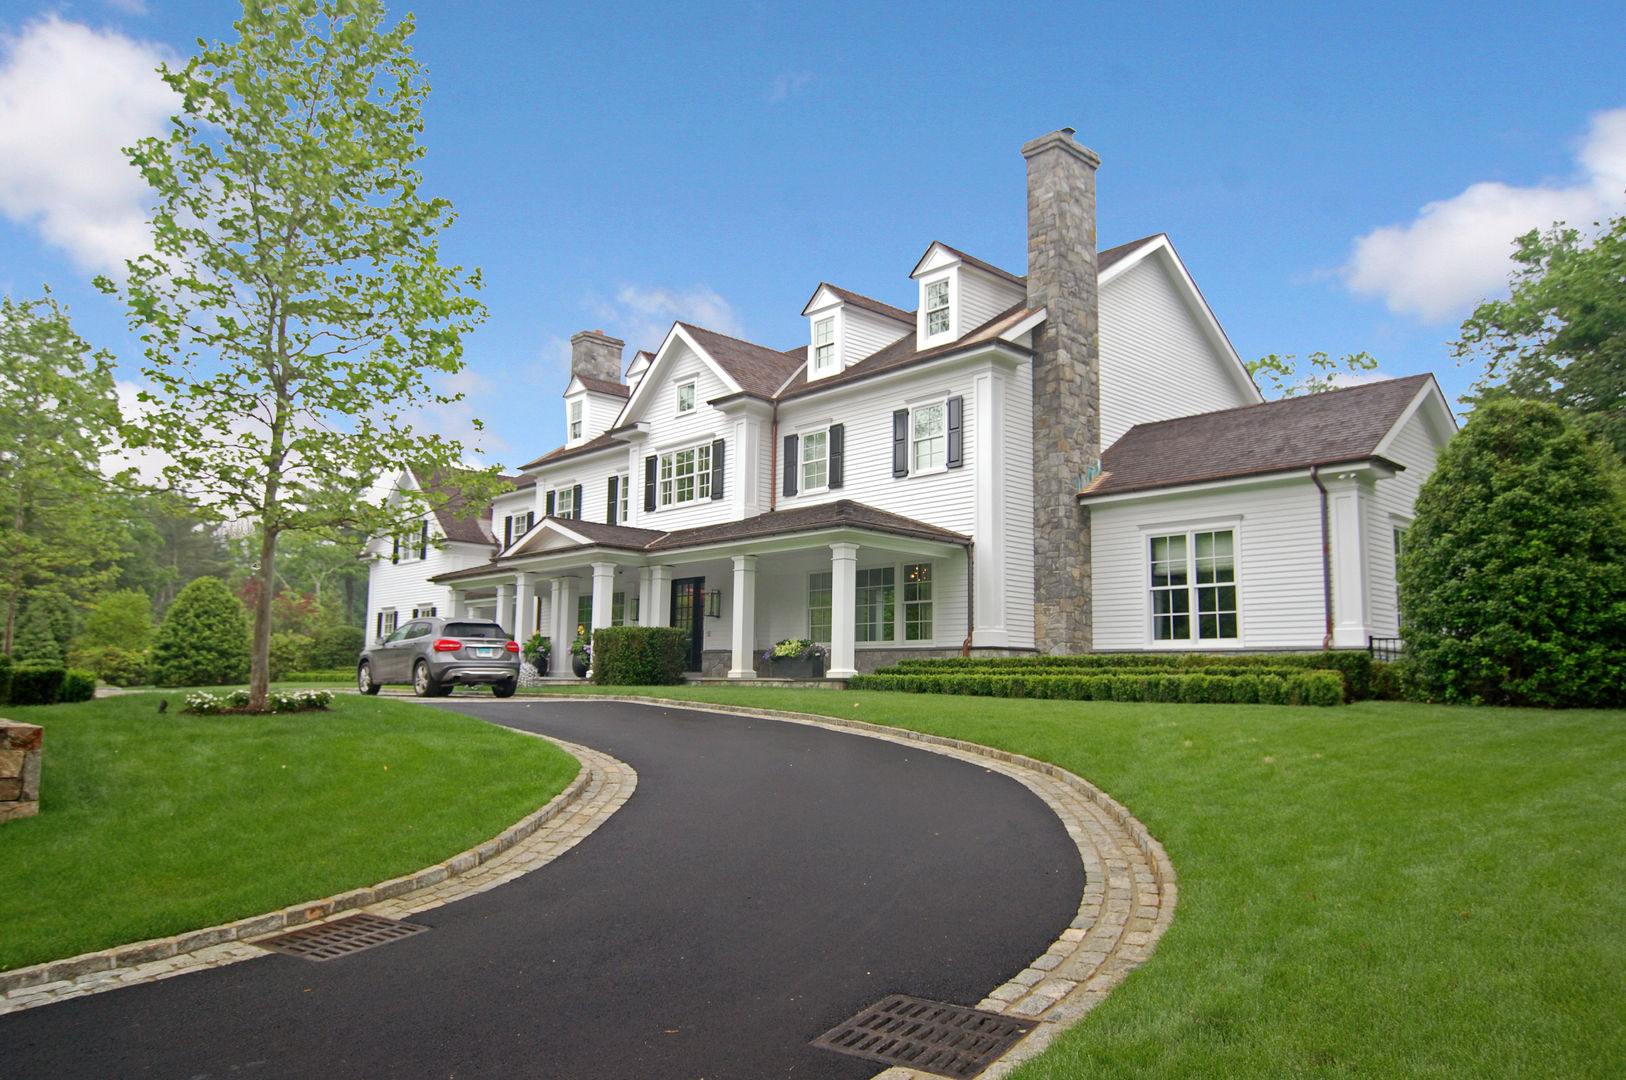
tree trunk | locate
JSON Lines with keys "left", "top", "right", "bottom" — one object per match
{"left": 248, "top": 526, "right": 279, "bottom": 711}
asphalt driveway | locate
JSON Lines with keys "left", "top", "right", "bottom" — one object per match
{"left": 6, "top": 698, "right": 1084, "bottom": 1079}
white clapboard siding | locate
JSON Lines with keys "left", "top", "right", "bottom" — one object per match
{"left": 365, "top": 530, "right": 495, "bottom": 641}
{"left": 843, "top": 306, "right": 910, "bottom": 368}
{"left": 1367, "top": 407, "right": 1444, "bottom": 638}
{"left": 1001, "top": 362, "right": 1036, "bottom": 648}
{"left": 958, "top": 267, "right": 1025, "bottom": 334}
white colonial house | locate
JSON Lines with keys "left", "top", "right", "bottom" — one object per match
{"left": 364, "top": 129, "right": 1454, "bottom": 678}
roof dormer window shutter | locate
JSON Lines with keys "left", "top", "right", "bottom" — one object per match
{"left": 829, "top": 423, "right": 844, "bottom": 488}
{"left": 504, "top": 516, "right": 512, "bottom": 547}
{"left": 710, "top": 439, "right": 726, "bottom": 500}
{"left": 527, "top": 511, "right": 535, "bottom": 531}
{"left": 392, "top": 535, "right": 399, "bottom": 564}
{"left": 947, "top": 397, "right": 964, "bottom": 468}
{"left": 783, "top": 433, "right": 799, "bottom": 496}
{"left": 419, "top": 521, "right": 429, "bottom": 559}
{"left": 545, "top": 490, "right": 556, "bottom": 518}
{"left": 644, "top": 455, "right": 657, "bottom": 512}
{"left": 607, "top": 476, "right": 619, "bottom": 525}
{"left": 892, "top": 410, "right": 909, "bottom": 477}
{"left": 572, "top": 484, "right": 583, "bottom": 520}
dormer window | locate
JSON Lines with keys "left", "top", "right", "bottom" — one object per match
{"left": 568, "top": 399, "right": 583, "bottom": 440}
{"left": 676, "top": 380, "right": 696, "bottom": 414}
{"left": 813, "top": 318, "right": 836, "bottom": 373}
{"left": 926, "top": 280, "right": 950, "bottom": 336}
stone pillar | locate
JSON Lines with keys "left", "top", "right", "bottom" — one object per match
{"left": 515, "top": 575, "right": 535, "bottom": 642}
{"left": 828, "top": 542, "right": 859, "bottom": 679}
{"left": 1023, "top": 128, "right": 1100, "bottom": 655}
{"left": 649, "top": 564, "right": 672, "bottom": 626}
{"left": 0, "top": 722, "right": 42, "bottom": 823}
{"left": 495, "top": 581, "right": 515, "bottom": 637}
{"left": 728, "top": 555, "right": 758, "bottom": 679}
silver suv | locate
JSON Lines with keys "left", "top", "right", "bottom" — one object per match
{"left": 358, "top": 616, "right": 521, "bottom": 698}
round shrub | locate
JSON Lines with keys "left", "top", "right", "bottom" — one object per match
{"left": 268, "top": 632, "right": 315, "bottom": 680}
{"left": 71, "top": 646, "right": 148, "bottom": 687}
{"left": 1399, "top": 399, "right": 1626, "bottom": 707}
{"left": 150, "top": 577, "right": 250, "bottom": 688}
{"left": 310, "top": 624, "right": 366, "bottom": 669}
{"left": 60, "top": 668, "right": 96, "bottom": 703}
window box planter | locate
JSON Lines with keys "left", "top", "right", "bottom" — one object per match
{"left": 765, "top": 654, "right": 825, "bottom": 680}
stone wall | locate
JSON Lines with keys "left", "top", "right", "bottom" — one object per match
{"left": 0, "top": 721, "right": 42, "bottom": 823}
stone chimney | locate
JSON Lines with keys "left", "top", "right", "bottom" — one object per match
{"left": 570, "top": 329, "right": 625, "bottom": 384}
{"left": 1023, "top": 128, "right": 1100, "bottom": 655}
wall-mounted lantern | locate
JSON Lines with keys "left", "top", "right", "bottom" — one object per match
{"left": 706, "top": 589, "right": 723, "bottom": 618}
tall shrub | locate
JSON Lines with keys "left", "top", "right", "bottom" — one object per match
{"left": 592, "top": 627, "right": 688, "bottom": 685}
{"left": 1399, "top": 398, "right": 1626, "bottom": 706}
{"left": 150, "top": 577, "right": 250, "bottom": 688}
{"left": 11, "top": 602, "right": 63, "bottom": 663}
{"left": 76, "top": 589, "right": 154, "bottom": 652}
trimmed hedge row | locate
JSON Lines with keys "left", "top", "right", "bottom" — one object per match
{"left": 6, "top": 661, "right": 96, "bottom": 706}
{"left": 592, "top": 626, "right": 688, "bottom": 686}
{"left": 849, "top": 669, "right": 1347, "bottom": 706}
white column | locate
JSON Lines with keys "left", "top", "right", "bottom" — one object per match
{"left": 515, "top": 574, "right": 535, "bottom": 642}
{"left": 828, "top": 542, "right": 859, "bottom": 678}
{"left": 637, "top": 566, "right": 654, "bottom": 627}
{"left": 649, "top": 564, "right": 672, "bottom": 626}
{"left": 448, "top": 590, "right": 466, "bottom": 618}
{"left": 590, "top": 562, "right": 616, "bottom": 635}
{"left": 1326, "top": 473, "right": 1372, "bottom": 649}
{"left": 495, "top": 581, "right": 515, "bottom": 637}
{"left": 557, "top": 577, "right": 579, "bottom": 676}
{"left": 548, "top": 578, "right": 565, "bottom": 676}
{"left": 728, "top": 555, "right": 758, "bottom": 679}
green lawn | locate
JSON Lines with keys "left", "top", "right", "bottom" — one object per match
{"left": 522, "top": 686, "right": 1625, "bottom": 1080}
{"left": 0, "top": 693, "right": 578, "bottom": 972}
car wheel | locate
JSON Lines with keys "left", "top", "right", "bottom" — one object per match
{"left": 493, "top": 679, "right": 517, "bottom": 699}
{"left": 412, "top": 660, "right": 439, "bottom": 698}
{"left": 358, "top": 662, "right": 381, "bottom": 695}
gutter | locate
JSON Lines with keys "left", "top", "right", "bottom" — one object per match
{"left": 962, "top": 543, "right": 975, "bottom": 656}
{"left": 1309, "top": 465, "right": 1333, "bottom": 651}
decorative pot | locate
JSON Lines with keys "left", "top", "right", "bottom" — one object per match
{"left": 572, "top": 654, "right": 589, "bottom": 678}
{"left": 531, "top": 653, "right": 549, "bottom": 677}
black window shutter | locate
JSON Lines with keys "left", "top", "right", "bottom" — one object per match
{"left": 503, "top": 517, "right": 511, "bottom": 546}
{"left": 392, "top": 535, "right": 399, "bottom": 564}
{"left": 527, "top": 511, "right": 535, "bottom": 531}
{"left": 783, "top": 434, "right": 799, "bottom": 497}
{"left": 607, "top": 476, "right": 619, "bottom": 524}
{"left": 572, "top": 484, "right": 583, "bottom": 519}
{"left": 644, "top": 455, "right": 657, "bottom": 512}
{"left": 419, "top": 520, "right": 429, "bottom": 559}
{"left": 711, "top": 439, "right": 725, "bottom": 500}
{"left": 376, "top": 612, "right": 383, "bottom": 638}
{"left": 829, "top": 424, "right": 845, "bottom": 489}
{"left": 545, "top": 490, "right": 555, "bottom": 517}
{"left": 947, "top": 396, "right": 963, "bottom": 469}
{"left": 892, "top": 409, "right": 909, "bottom": 477}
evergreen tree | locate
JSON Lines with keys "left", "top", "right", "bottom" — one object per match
{"left": 12, "top": 600, "right": 64, "bottom": 664}
{"left": 150, "top": 577, "right": 250, "bottom": 687}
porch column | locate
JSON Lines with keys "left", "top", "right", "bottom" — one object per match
{"left": 728, "top": 555, "right": 757, "bottom": 680}
{"left": 649, "top": 564, "right": 672, "bottom": 626}
{"left": 515, "top": 574, "right": 535, "bottom": 642}
{"left": 590, "top": 562, "right": 616, "bottom": 635}
{"left": 637, "top": 567, "right": 654, "bottom": 627}
{"left": 548, "top": 578, "right": 565, "bottom": 673}
{"left": 828, "top": 542, "right": 859, "bottom": 679}
{"left": 495, "top": 581, "right": 515, "bottom": 636}
{"left": 557, "top": 577, "right": 579, "bottom": 675}
{"left": 1326, "top": 472, "right": 1373, "bottom": 649}
{"left": 448, "top": 590, "right": 466, "bottom": 619}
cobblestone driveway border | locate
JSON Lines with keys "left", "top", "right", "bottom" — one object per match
{"left": 0, "top": 734, "right": 634, "bottom": 1016}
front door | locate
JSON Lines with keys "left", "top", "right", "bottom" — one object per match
{"left": 670, "top": 577, "right": 704, "bottom": 672}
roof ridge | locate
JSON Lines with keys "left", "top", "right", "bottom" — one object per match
{"left": 1122, "top": 373, "right": 1433, "bottom": 433}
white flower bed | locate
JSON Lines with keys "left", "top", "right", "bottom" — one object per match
{"left": 184, "top": 688, "right": 335, "bottom": 714}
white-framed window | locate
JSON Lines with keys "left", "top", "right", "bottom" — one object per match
{"left": 676, "top": 379, "right": 696, "bottom": 414}
{"left": 554, "top": 486, "right": 577, "bottom": 518}
{"left": 1149, "top": 529, "right": 1238, "bottom": 642}
{"left": 377, "top": 609, "right": 399, "bottom": 638}
{"left": 659, "top": 442, "right": 712, "bottom": 507}
{"left": 856, "top": 566, "right": 896, "bottom": 642}
{"left": 912, "top": 402, "right": 947, "bottom": 471}
{"left": 568, "top": 399, "right": 583, "bottom": 440}
{"left": 808, "top": 571, "right": 833, "bottom": 643}
{"left": 813, "top": 317, "right": 836, "bottom": 372}
{"left": 904, "top": 563, "right": 933, "bottom": 641}
{"left": 411, "top": 605, "right": 437, "bottom": 619}
{"left": 802, "top": 429, "right": 829, "bottom": 491}
{"left": 925, "top": 279, "right": 950, "bottom": 336}
{"left": 617, "top": 472, "right": 630, "bottom": 524}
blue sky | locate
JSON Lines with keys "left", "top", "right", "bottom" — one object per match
{"left": 2, "top": 0, "right": 1623, "bottom": 470}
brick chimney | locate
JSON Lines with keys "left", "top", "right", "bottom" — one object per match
{"left": 1023, "top": 128, "right": 1100, "bottom": 654}
{"left": 570, "top": 329, "right": 625, "bottom": 384}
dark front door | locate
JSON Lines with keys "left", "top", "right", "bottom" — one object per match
{"left": 670, "top": 577, "right": 704, "bottom": 672}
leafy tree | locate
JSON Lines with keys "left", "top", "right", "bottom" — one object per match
{"left": 100, "top": 1, "right": 502, "bottom": 710}
{"left": 1246, "top": 351, "right": 1380, "bottom": 399}
{"left": 1398, "top": 398, "right": 1626, "bottom": 707}
{"left": 150, "top": 577, "right": 250, "bottom": 687}
{"left": 113, "top": 491, "right": 232, "bottom": 617}
{"left": 76, "top": 589, "right": 154, "bottom": 653}
{"left": 0, "top": 293, "right": 127, "bottom": 651}
{"left": 12, "top": 601, "right": 64, "bottom": 664}
{"left": 1456, "top": 212, "right": 1626, "bottom": 456}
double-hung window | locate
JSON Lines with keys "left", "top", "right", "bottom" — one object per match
{"left": 855, "top": 567, "right": 895, "bottom": 642}
{"left": 568, "top": 399, "right": 583, "bottom": 440}
{"left": 808, "top": 571, "right": 832, "bottom": 643}
{"left": 676, "top": 380, "right": 696, "bottom": 414}
{"left": 617, "top": 472, "right": 630, "bottom": 524}
{"left": 926, "top": 280, "right": 950, "bottom": 336}
{"left": 813, "top": 318, "right": 836, "bottom": 373}
{"left": 904, "top": 563, "right": 933, "bottom": 640}
{"left": 802, "top": 430, "right": 828, "bottom": 491}
{"left": 659, "top": 443, "right": 712, "bottom": 507}
{"left": 554, "top": 486, "right": 577, "bottom": 519}
{"left": 913, "top": 403, "right": 946, "bottom": 471}
{"left": 1149, "top": 529, "right": 1238, "bottom": 642}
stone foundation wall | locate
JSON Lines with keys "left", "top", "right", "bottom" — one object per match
{"left": 0, "top": 721, "right": 42, "bottom": 823}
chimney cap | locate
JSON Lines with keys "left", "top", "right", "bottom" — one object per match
{"left": 1021, "top": 128, "right": 1100, "bottom": 169}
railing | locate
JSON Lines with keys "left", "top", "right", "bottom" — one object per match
{"left": 1368, "top": 636, "right": 1403, "bottom": 662}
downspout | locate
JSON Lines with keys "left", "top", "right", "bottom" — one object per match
{"left": 769, "top": 400, "right": 778, "bottom": 512}
{"left": 1310, "top": 465, "right": 1333, "bottom": 651}
{"left": 962, "top": 543, "right": 975, "bottom": 656}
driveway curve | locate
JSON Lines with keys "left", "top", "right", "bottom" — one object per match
{"left": 6, "top": 698, "right": 1084, "bottom": 1079}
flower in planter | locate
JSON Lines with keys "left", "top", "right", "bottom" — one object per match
{"left": 762, "top": 638, "right": 826, "bottom": 662}
{"left": 571, "top": 625, "right": 591, "bottom": 662}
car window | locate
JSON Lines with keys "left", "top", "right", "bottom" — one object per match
{"left": 403, "top": 621, "right": 433, "bottom": 639}
{"left": 444, "top": 622, "right": 506, "bottom": 639}
{"left": 384, "top": 626, "right": 410, "bottom": 644}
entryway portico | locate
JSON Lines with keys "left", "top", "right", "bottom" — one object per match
{"left": 431, "top": 500, "right": 971, "bottom": 679}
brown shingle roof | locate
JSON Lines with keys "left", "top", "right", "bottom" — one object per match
{"left": 921, "top": 242, "right": 1028, "bottom": 287}
{"left": 679, "top": 322, "right": 808, "bottom": 399}
{"left": 532, "top": 517, "right": 665, "bottom": 551}
{"left": 518, "top": 430, "right": 623, "bottom": 471}
{"left": 1081, "top": 375, "right": 1437, "bottom": 498}
{"left": 414, "top": 467, "right": 497, "bottom": 545}
{"left": 570, "top": 375, "right": 631, "bottom": 399}
{"left": 804, "top": 283, "right": 914, "bottom": 324}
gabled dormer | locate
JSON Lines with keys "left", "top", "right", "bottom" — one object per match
{"left": 909, "top": 243, "right": 1027, "bottom": 348}
{"left": 563, "top": 330, "right": 629, "bottom": 447}
{"left": 624, "top": 349, "right": 655, "bottom": 392}
{"left": 799, "top": 283, "right": 912, "bottom": 383}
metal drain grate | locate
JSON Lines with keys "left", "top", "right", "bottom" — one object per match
{"left": 811, "top": 994, "right": 1033, "bottom": 1079}
{"left": 256, "top": 913, "right": 427, "bottom": 961}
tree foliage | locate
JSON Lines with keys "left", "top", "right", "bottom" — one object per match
{"left": 1456, "top": 212, "right": 1626, "bottom": 456}
{"left": 1398, "top": 398, "right": 1626, "bottom": 707}
{"left": 1246, "top": 351, "right": 1380, "bottom": 399}
{"left": 76, "top": 589, "right": 154, "bottom": 653}
{"left": 0, "top": 293, "right": 127, "bottom": 652}
{"left": 150, "top": 576, "right": 250, "bottom": 687}
{"left": 100, "top": 0, "right": 503, "bottom": 709}
{"left": 113, "top": 491, "right": 232, "bottom": 617}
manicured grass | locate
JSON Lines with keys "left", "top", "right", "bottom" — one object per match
{"left": 526, "top": 685, "right": 1626, "bottom": 1079}
{"left": 0, "top": 693, "right": 577, "bottom": 973}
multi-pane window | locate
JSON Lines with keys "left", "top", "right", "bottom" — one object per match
{"left": 554, "top": 486, "right": 576, "bottom": 518}
{"left": 808, "top": 571, "right": 833, "bottom": 643}
{"left": 814, "top": 318, "right": 836, "bottom": 372}
{"left": 611, "top": 592, "right": 626, "bottom": 626}
{"left": 913, "top": 403, "right": 946, "bottom": 470}
{"left": 802, "top": 430, "right": 828, "bottom": 491}
{"left": 576, "top": 595, "right": 592, "bottom": 636}
{"left": 659, "top": 443, "right": 712, "bottom": 506}
{"left": 1150, "top": 530, "right": 1237, "bottom": 641}
{"left": 569, "top": 399, "right": 582, "bottom": 440}
{"left": 856, "top": 566, "right": 895, "bottom": 642}
{"left": 926, "top": 280, "right": 950, "bottom": 336}
{"left": 617, "top": 473, "right": 630, "bottom": 524}
{"left": 904, "top": 563, "right": 933, "bottom": 641}
{"left": 676, "top": 380, "right": 696, "bottom": 413}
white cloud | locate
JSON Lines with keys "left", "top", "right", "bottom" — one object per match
{"left": 396, "top": 368, "right": 510, "bottom": 461}
{"left": 103, "top": 0, "right": 149, "bottom": 14}
{"left": 530, "top": 284, "right": 746, "bottom": 386}
{"left": 0, "top": 16, "right": 176, "bottom": 274}
{"left": 768, "top": 70, "right": 813, "bottom": 104}
{"left": 1345, "top": 107, "right": 1626, "bottom": 323}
